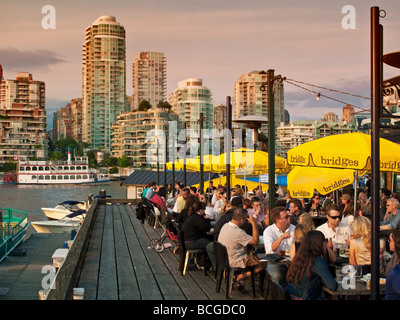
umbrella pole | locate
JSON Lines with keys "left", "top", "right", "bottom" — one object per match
{"left": 244, "top": 173, "right": 247, "bottom": 198}
{"left": 354, "top": 170, "right": 358, "bottom": 216}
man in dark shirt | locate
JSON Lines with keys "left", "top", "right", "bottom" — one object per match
{"left": 213, "top": 197, "right": 252, "bottom": 241}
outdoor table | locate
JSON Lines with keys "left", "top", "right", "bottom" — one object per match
{"left": 323, "top": 266, "right": 385, "bottom": 300}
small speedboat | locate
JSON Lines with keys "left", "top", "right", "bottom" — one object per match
{"left": 41, "top": 200, "right": 87, "bottom": 221}
{"left": 31, "top": 211, "right": 84, "bottom": 234}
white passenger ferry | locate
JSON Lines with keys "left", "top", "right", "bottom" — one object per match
{"left": 17, "top": 151, "right": 110, "bottom": 185}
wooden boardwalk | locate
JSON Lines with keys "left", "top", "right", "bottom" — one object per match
{"left": 49, "top": 200, "right": 263, "bottom": 300}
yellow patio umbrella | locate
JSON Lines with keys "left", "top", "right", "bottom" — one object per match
{"left": 287, "top": 132, "right": 400, "bottom": 172}
{"left": 185, "top": 154, "right": 218, "bottom": 172}
{"left": 192, "top": 174, "right": 269, "bottom": 192}
{"left": 212, "top": 148, "right": 287, "bottom": 174}
{"left": 166, "top": 159, "right": 183, "bottom": 171}
{"left": 287, "top": 166, "right": 355, "bottom": 199}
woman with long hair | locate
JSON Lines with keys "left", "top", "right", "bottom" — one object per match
{"left": 349, "top": 216, "right": 371, "bottom": 266}
{"left": 340, "top": 193, "right": 354, "bottom": 226}
{"left": 285, "top": 230, "right": 338, "bottom": 300}
{"left": 289, "top": 223, "right": 310, "bottom": 260}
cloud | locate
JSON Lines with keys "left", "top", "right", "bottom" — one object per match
{"left": 0, "top": 47, "right": 66, "bottom": 72}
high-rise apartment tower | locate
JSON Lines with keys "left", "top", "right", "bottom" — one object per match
{"left": 132, "top": 52, "right": 167, "bottom": 109}
{"left": 82, "top": 15, "right": 128, "bottom": 149}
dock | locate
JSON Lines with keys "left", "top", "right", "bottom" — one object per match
{"left": 45, "top": 199, "right": 263, "bottom": 300}
{"left": 0, "top": 232, "right": 71, "bottom": 300}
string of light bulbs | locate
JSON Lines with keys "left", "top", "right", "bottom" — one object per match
{"left": 283, "top": 79, "right": 371, "bottom": 113}
{"left": 284, "top": 78, "right": 370, "bottom": 100}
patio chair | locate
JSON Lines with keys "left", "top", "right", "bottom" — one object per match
{"left": 213, "top": 241, "right": 256, "bottom": 299}
{"left": 177, "top": 229, "right": 207, "bottom": 276}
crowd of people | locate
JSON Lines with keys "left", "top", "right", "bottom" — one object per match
{"left": 141, "top": 179, "right": 400, "bottom": 300}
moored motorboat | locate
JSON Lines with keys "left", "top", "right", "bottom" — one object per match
{"left": 0, "top": 208, "right": 29, "bottom": 262}
{"left": 41, "top": 201, "right": 87, "bottom": 221}
{"left": 31, "top": 212, "right": 82, "bottom": 234}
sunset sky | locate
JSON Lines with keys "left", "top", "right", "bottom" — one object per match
{"left": 1, "top": 0, "right": 400, "bottom": 128}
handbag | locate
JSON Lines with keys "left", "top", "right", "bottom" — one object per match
{"left": 244, "top": 252, "right": 261, "bottom": 267}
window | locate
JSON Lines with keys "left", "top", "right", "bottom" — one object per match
{"left": 64, "top": 175, "right": 69, "bottom": 180}
{"left": 51, "top": 176, "right": 56, "bottom": 180}
{"left": 45, "top": 175, "right": 50, "bottom": 180}
{"left": 58, "top": 175, "right": 63, "bottom": 180}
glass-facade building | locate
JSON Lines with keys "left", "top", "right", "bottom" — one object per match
{"left": 132, "top": 52, "right": 167, "bottom": 109}
{"left": 233, "top": 70, "right": 284, "bottom": 133}
{"left": 82, "top": 15, "right": 128, "bottom": 150}
{"left": 168, "top": 78, "right": 213, "bottom": 133}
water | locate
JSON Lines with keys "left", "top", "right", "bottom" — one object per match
{"left": 0, "top": 181, "right": 126, "bottom": 235}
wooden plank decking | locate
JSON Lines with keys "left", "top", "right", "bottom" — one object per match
{"left": 48, "top": 200, "right": 263, "bottom": 300}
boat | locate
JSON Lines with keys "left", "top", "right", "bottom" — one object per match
{"left": 0, "top": 172, "right": 18, "bottom": 184}
{"left": 0, "top": 207, "right": 29, "bottom": 262}
{"left": 41, "top": 201, "right": 87, "bottom": 221}
{"left": 31, "top": 212, "right": 82, "bottom": 234}
{"left": 16, "top": 148, "right": 110, "bottom": 185}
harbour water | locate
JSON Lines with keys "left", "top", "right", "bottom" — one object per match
{"left": 0, "top": 181, "right": 127, "bottom": 236}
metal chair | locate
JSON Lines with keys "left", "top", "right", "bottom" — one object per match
{"left": 213, "top": 241, "right": 256, "bottom": 299}
{"left": 177, "top": 229, "right": 207, "bottom": 276}
{"left": 264, "top": 271, "right": 291, "bottom": 300}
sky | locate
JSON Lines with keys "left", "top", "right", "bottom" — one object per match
{"left": 1, "top": 0, "right": 400, "bottom": 129}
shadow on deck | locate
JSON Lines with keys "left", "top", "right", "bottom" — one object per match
{"left": 46, "top": 199, "right": 263, "bottom": 300}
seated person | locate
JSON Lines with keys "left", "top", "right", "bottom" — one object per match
{"left": 213, "top": 197, "right": 252, "bottom": 240}
{"left": 182, "top": 201, "right": 212, "bottom": 268}
{"left": 385, "top": 224, "right": 400, "bottom": 300}
{"left": 286, "top": 230, "right": 338, "bottom": 300}
{"left": 304, "top": 193, "right": 322, "bottom": 214}
{"left": 380, "top": 198, "right": 400, "bottom": 235}
{"left": 263, "top": 206, "right": 295, "bottom": 286}
{"left": 218, "top": 207, "right": 264, "bottom": 291}
{"left": 247, "top": 196, "right": 265, "bottom": 223}
{"left": 317, "top": 204, "right": 351, "bottom": 246}
{"left": 349, "top": 216, "right": 371, "bottom": 268}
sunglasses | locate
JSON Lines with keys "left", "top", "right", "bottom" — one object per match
{"left": 328, "top": 215, "right": 341, "bottom": 220}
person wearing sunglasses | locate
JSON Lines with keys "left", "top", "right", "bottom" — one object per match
{"left": 381, "top": 198, "right": 400, "bottom": 232}
{"left": 305, "top": 193, "right": 322, "bottom": 215}
{"left": 316, "top": 204, "right": 351, "bottom": 246}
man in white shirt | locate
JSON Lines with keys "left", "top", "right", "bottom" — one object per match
{"left": 263, "top": 206, "right": 295, "bottom": 286}
{"left": 213, "top": 191, "right": 225, "bottom": 215}
{"left": 263, "top": 206, "right": 295, "bottom": 254}
{"left": 317, "top": 204, "right": 351, "bottom": 245}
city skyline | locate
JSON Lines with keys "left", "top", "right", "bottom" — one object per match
{"left": 1, "top": 0, "right": 400, "bottom": 129}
